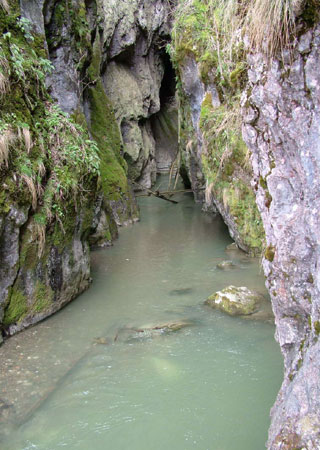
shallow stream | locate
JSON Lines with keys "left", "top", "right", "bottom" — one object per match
{"left": 0, "top": 178, "right": 283, "bottom": 450}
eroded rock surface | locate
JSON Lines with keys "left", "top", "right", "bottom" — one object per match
{"left": 100, "top": 0, "right": 176, "bottom": 187}
{"left": 242, "top": 23, "right": 320, "bottom": 449}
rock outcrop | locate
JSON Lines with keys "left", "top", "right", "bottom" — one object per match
{"left": 172, "top": 1, "right": 320, "bottom": 446}
{"left": 171, "top": 2, "right": 265, "bottom": 255}
{"left": 0, "top": 0, "right": 177, "bottom": 339}
{"left": 242, "top": 20, "right": 320, "bottom": 449}
{"left": 100, "top": 0, "right": 177, "bottom": 187}
{"left": 0, "top": 0, "right": 139, "bottom": 339}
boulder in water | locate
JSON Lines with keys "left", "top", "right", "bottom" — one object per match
{"left": 205, "top": 286, "right": 264, "bottom": 316}
{"left": 216, "top": 260, "right": 236, "bottom": 270}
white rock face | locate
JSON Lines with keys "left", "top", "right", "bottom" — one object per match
{"left": 242, "top": 23, "right": 320, "bottom": 449}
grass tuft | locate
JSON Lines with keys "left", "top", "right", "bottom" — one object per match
{"left": 0, "top": 71, "right": 9, "bottom": 96}
{"left": 0, "top": 52, "right": 10, "bottom": 96}
{"left": 0, "top": 127, "right": 15, "bottom": 167}
{"left": 0, "top": 0, "right": 9, "bottom": 13}
{"left": 22, "top": 127, "right": 32, "bottom": 154}
{"left": 245, "top": 0, "right": 303, "bottom": 56}
{"left": 21, "top": 174, "right": 37, "bottom": 210}
{"left": 33, "top": 223, "right": 46, "bottom": 258}
{"left": 173, "top": 0, "right": 309, "bottom": 61}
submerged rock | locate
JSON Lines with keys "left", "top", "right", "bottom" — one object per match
{"left": 205, "top": 286, "right": 264, "bottom": 316}
{"left": 225, "top": 243, "right": 246, "bottom": 255}
{"left": 216, "top": 260, "right": 236, "bottom": 270}
{"left": 226, "top": 243, "right": 239, "bottom": 251}
{"left": 169, "top": 287, "right": 194, "bottom": 296}
{"left": 0, "top": 399, "right": 14, "bottom": 423}
{"left": 93, "top": 337, "right": 109, "bottom": 345}
{"left": 112, "top": 319, "right": 194, "bottom": 343}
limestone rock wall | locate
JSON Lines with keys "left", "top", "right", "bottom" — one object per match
{"left": 242, "top": 23, "right": 320, "bottom": 449}
{"left": 43, "top": 0, "right": 176, "bottom": 188}
{"left": 0, "top": 0, "right": 175, "bottom": 340}
{"left": 99, "top": 0, "right": 174, "bottom": 187}
{"left": 0, "top": 0, "right": 139, "bottom": 341}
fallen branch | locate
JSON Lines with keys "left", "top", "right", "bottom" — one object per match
{"left": 132, "top": 181, "right": 179, "bottom": 204}
{"left": 135, "top": 188, "right": 205, "bottom": 197}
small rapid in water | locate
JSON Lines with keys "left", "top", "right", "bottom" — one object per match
{"left": 0, "top": 177, "right": 282, "bottom": 450}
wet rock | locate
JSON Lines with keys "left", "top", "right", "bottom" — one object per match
{"left": 114, "top": 319, "right": 194, "bottom": 342}
{"left": 216, "top": 260, "right": 236, "bottom": 270}
{"left": 205, "top": 286, "right": 264, "bottom": 316}
{"left": 177, "top": 52, "right": 264, "bottom": 254}
{"left": 0, "top": 206, "right": 29, "bottom": 325}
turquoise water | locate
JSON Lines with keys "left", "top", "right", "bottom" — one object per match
{"left": 1, "top": 180, "right": 283, "bottom": 450}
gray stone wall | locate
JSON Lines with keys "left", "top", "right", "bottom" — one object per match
{"left": 100, "top": 0, "right": 173, "bottom": 187}
{"left": 242, "top": 24, "right": 320, "bottom": 449}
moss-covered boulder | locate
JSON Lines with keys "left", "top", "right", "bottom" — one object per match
{"left": 205, "top": 285, "right": 264, "bottom": 316}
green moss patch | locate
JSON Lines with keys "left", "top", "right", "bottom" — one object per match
{"left": 32, "top": 281, "right": 54, "bottom": 313}
{"left": 3, "top": 287, "right": 28, "bottom": 325}
{"left": 87, "top": 36, "right": 129, "bottom": 202}
{"left": 265, "top": 245, "right": 275, "bottom": 262}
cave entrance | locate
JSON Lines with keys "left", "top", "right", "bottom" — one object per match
{"left": 151, "top": 51, "right": 179, "bottom": 174}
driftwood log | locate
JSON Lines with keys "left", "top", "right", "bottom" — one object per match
{"left": 132, "top": 181, "right": 178, "bottom": 204}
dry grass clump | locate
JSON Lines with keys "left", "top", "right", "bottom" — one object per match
{"left": 0, "top": 0, "right": 9, "bottom": 13}
{"left": 174, "top": 0, "right": 306, "bottom": 59}
{"left": 33, "top": 222, "right": 46, "bottom": 258}
{"left": 0, "top": 127, "right": 15, "bottom": 167}
{"left": 18, "top": 127, "right": 33, "bottom": 153}
{"left": 245, "top": 0, "right": 304, "bottom": 56}
{"left": 0, "top": 55, "right": 10, "bottom": 96}
{"left": 21, "top": 174, "right": 38, "bottom": 210}
{"left": 214, "top": 0, "right": 305, "bottom": 56}
{"left": 0, "top": 71, "right": 9, "bottom": 95}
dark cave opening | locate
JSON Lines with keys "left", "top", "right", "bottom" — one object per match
{"left": 159, "top": 50, "right": 176, "bottom": 107}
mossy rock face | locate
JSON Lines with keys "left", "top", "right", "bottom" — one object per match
{"left": 171, "top": 0, "right": 265, "bottom": 255}
{"left": 0, "top": 0, "right": 141, "bottom": 340}
{"left": 3, "top": 287, "right": 28, "bottom": 326}
{"left": 205, "top": 285, "right": 264, "bottom": 316}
